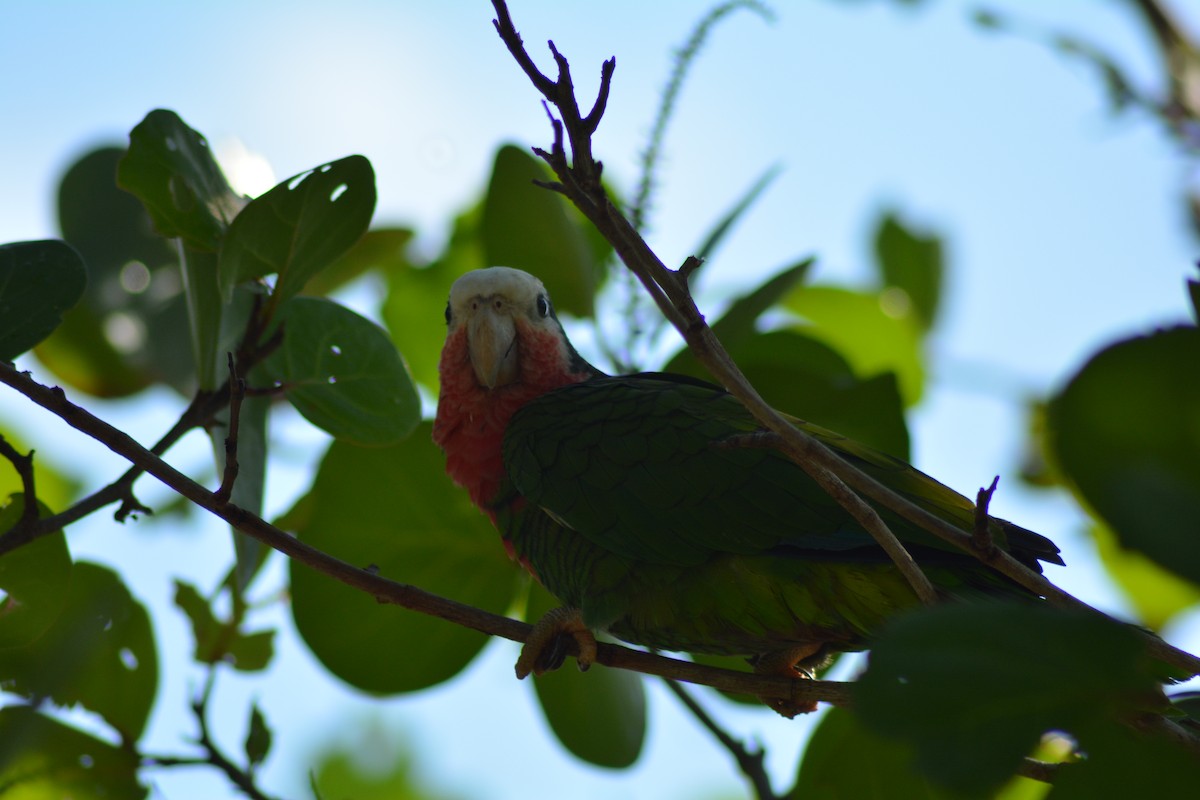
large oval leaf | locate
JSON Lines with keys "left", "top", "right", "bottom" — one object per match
{"left": 525, "top": 581, "right": 646, "bottom": 769}
{"left": 0, "top": 240, "right": 87, "bottom": 362}
{"left": 0, "top": 495, "right": 72, "bottom": 648}
{"left": 117, "top": 109, "right": 241, "bottom": 252}
{"left": 481, "top": 145, "right": 601, "bottom": 318}
{"left": 219, "top": 155, "right": 376, "bottom": 305}
{"left": 263, "top": 297, "right": 420, "bottom": 446}
{"left": 0, "top": 562, "right": 158, "bottom": 742}
{"left": 1048, "top": 326, "right": 1200, "bottom": 586}
{"left": 285, "top": 424, "right": 521, "bottom": 693}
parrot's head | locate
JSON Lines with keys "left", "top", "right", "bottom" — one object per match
{"left": 434, "top": 267, "right": 598, "bottom": 506}
{"left": 441, "top": 266, "right": 569, "bottom": 390}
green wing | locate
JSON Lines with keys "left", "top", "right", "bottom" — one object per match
{"left": 503, "top": 373, "right": 1062, "bottom": 570}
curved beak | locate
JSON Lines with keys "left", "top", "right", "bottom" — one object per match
{"left": 467, "top": 302, "right": 519, "bottom": 389}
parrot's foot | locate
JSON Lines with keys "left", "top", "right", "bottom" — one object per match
{"left": 753, "top": 644, "right": 826, "bottom": 718}
{"left": 516, "top": 607, "right": 597, "bottom": 679}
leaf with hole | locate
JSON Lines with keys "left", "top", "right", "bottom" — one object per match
{"left": 0, "top": 562, "right": 158, "bottom": 742}
{"left": 117, "top": 109, "right": 241, "bottom": 251}
{"left": 285, "top": 425, "right": 522, "bottom": 693}
{"left": 263, "top": 297, "right": 420, "bottom": 446}
{"left": 0, "top": 240, "right": 87, "bottom": 362}
{"left": 218, "top": 155, "right": 376, "bottom": 305}
{"left": 0, "top": 495, "right": 72, "bottom": 648}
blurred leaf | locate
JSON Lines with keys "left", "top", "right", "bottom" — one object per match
{"left": 43, "top": 145, "right": 192, "bottom": 397}
{"left": 693, "top": 164, "right": 782, "bottom": 263}
{"left": 286, "top": 424, "right": 522, "bottom": 693}
{"left": 481, "top": 145, "right": 600, "bottom": 318}
{"left": 873, "top": 211, "right": 943, "bottom": 331}
{"left": 219, "top": 155, "right": 376, "bottom": 305}
{"left": 785, "top": 285, "right": 925, "bottom": 405}
{"left": 1048, "top": 327, "right": 1200, "bottom": 585}
{"left": 0, "top": 495, "right": 72, "bottom": 648}
{"left": 791, "top": 707, "right": 956, "bottom": 799}
{"left": 310, "top": 716, "right": 462, "bottom": 800}
{"left": 117, "top": 109, "right": 241, "bottom": 251}
{"left": 1017, "top": 399, "right": 1060, "bottom": 489}
{"left": 172, "top": 579, "right": 275, "bottom": 671}
{"left": 1189, "top": 275, "right": 1198, "bottom": 323}
{"left": 0, "top": 240, "right": 87, "bottom": 361}
{"left": 0, "top": 562, "right": 158, "bottom": 742}
{"left": 1090, "top": 522, "right": 1200, "bottom": 631}
{"left": 855, "top": 603, "right": 1154, "bottom": 796}
{"left": 304, "top": 227, "right": 414, "bottom": 298}
{"left": 526, "top": 581, "right": 646, "bottom": 768}
{"left": 263, "top": 297, "right": 420, "bottom": 446}
{"left": 382, "top": 210, "right": 483, "bottom": 393}
{"left": 0, "top": 706, "right": 145, "bottom": 800}
{"left": 217, "top": 388, "right": 271, "bottom": 594}
{"left": 244, "top": 703, "right": 272, "bottom": 768}
{"left": 1047, "top": 724, "right": 1197, "bottom": 797}
{"left": 705, "top": 258, "right": 815, "bottom": 350}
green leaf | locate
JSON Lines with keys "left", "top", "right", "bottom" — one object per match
{"left": 0, "top": 707, "right": 146, "bottom": 799}
{"left": 263, "top": 297, "right": 420, "bottom": 446}
{"left": 855, "top": 603, "right": 1154, "bottom": 796}
{"left": 785, "top": 285, "right": 926, "bottom": 405}
{"left": 286, "top": 424, "right": 522, "bottom": 693}
{"left": 0, "top": 495, "right": 72, "bottom": 648}
{"left": 1048, "top": 326, "right": 1200, "bottom": 585}
{"left": 707, "top": 258, "right": 815, "bottom": 349}
{"left": 303, "top": 227, "right": 414, "bottom": 298}
{"left": 172, "top": 579, "right": 275, "bottom": 671}
{"left": 40, "top": 145, "right": 192, "bottom": 397}
{"left": 244, "top": 703, "right": 272, "bottom": 768}
{"left": 873, "top": 211, "right": 944, "bottom": 331}
{"left": 0, "top": 241, "right": 87, "bottom": 362}
{"left": 117, "top": 109, "right": 241, "bottom": 251}
{"left": 309, "top": 715, "right": 457, "bottom": 800}
{"left": 481, "top": 144, "right": 600, "bottom": 318}
{"left": 791, "top": 708, "right": 957, "bottom": 799}
{"left": 1047, "top": 724, "right": 1197, "bottom": 797}
{"left": 219, "top": 155, "right": 376, "bottom": 305}
{"left": 0, "top": 562, "right": 158, "bottom": 742}
{"left": 526, "top": 581, "right": 645, "bottom": 769}
{"left": 1090, "top": 522, "right": 1200, "bottom": 631}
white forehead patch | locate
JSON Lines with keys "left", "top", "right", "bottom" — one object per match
{"left": 448, "top": 267, "right": 546, "bottom": 308}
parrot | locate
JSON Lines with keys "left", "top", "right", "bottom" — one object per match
{"left": 432, "top": 266, "right": 1063, "bottom": 715}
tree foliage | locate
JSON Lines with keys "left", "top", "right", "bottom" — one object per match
{"left": 2, "top": 2, "right": 1200, "bottom": 798}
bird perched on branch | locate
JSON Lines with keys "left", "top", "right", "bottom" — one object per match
{"left": 433, "top": 266, "right": 1063, "bottom": 715}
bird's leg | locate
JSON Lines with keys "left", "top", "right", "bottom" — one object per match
{"left": 753, "top": 643, "right": 827, "bottom": 718}
{"left": 515, "top": 606, "right": 598, "bottom": 679}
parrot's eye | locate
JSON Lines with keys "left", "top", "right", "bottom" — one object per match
{"left": 444, "top": 301, "right": 452, "bottom": 325}
{"left": 536, "top": 294, "right": 550, "bottom": 318}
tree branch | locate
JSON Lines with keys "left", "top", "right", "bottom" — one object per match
{"left": 488, "top": 0, "right": 1200, "bottom": 681}
{"left": 0, "top": 360, "right": 852, "bottom": 710}
{"left": 0, "top": 436, "right": 38, "bottom": 528}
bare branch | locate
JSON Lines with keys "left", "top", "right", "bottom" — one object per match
{"left": 214, "top": 353, "right": 246, "bottom": 506}
{"left": 0, "top": 436, "right": 38, "bottom": 528}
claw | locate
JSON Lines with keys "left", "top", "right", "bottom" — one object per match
{"left": 753, "top": 643, "right": 826, "bottom": 718}
{"left": 515, "top": 606, "right": 597, "bottom": 679}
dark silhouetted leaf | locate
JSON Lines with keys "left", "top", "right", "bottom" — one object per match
{"left": 1048, "top": 724, "right": 1197, "bottom": 797}
{"left": 117, "top": 109, "right": 241, "bottom": 251}
{"left": 856, "top": 603, "right": 1154, "bottom": 796}
{"left": 0, "top": 562, "right": 158, "bottom": 742}
{"left": 481, "top": 145, "right": 600, "bottom": 318}
{"left": 874, "top": 211, "right": 943, "bottom": 331}
{"left": 0, "top": 495, "right": 71, "bottom": 648}
{"left": 244, "top": 703, "right": 272, "bottom": 767}
{"left": 526, "top": 581, "right": 646, "bottom": 768}
{"left": 0, "top": 241, "right": 87, "bottom": 361}
{"left": 286, "top": 424, "right": 521, "bottom": 693}
{"left": 1048, "top": 327, "right": 1200, "bottom": 585}
{"left": 219, "top": 156, "right": 376, "bottom": 305}
{"left": 263, "top": 297, "right": 420, "bottom": 446}
{"left": 0, "top": 707, "right": 146, "bottom": 799}
{"left": 172, "top": 579, "right": 275, "bottom": 671}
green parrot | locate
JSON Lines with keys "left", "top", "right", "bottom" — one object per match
{"left": 433, "top": 266, "right": 1063, "bottom": 715}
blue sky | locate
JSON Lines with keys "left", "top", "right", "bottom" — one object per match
{"left": 2, "top": 1, "right": 1199, "bottom": 798}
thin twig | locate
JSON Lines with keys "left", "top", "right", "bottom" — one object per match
{"left": 662, "top": 678, "right": 779, "bottom": 800}
{"left": 189, "top": 670, "right": 279, "bottom": 800}
{"left": 214, "top": 353, "right": 246, "bottom": 505}
{"left": 0, "top": 436, "right": 38, "bottom": 528}
{"left": 973, "top": 475, "right": 1000, "bottom": 557}
{"left": 0, "top": 360, "right": 852, "bottom": 710}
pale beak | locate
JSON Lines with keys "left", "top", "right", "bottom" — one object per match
{"left": 467, "top": 303, "right": 519, "bottom": 388}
